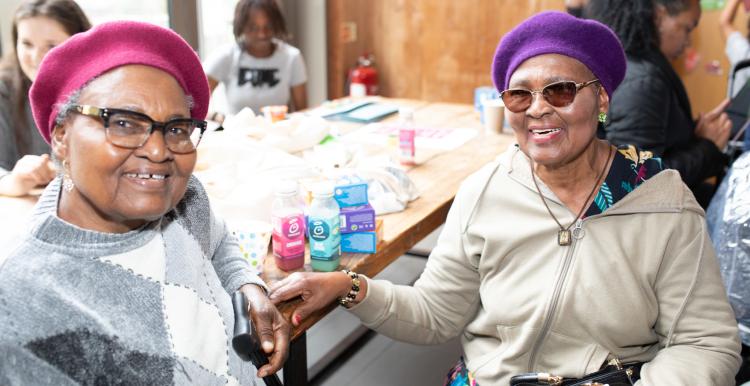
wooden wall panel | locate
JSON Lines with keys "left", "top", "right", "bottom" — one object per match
{"left": 327, "top": 0, "right": 736, "bottom": 115}
{"left": 327, "top": 0, "right": 565, "bottom": 102}
{"left": 371, "top": 0, "right": 425, "bottom": 99}
{"left": 416, "top": 1, "right": 480, "bottom": 101}
{"left": 326, "top": 0, "right": 373, "bottom": 97}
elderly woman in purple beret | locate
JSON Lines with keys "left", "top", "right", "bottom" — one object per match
{"left": 0, "top": 21, "right": 288, "bottom": 384}
{"left": 268, "top": 11, "right": 741, "bottom": 385}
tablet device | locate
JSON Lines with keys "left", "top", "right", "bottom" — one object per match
{"left": 726, "top": 82, "right": 750, "bottom": 139}
{"left": 339, "top": 103, "right": 399, "bottom": 123}
{"left": 325, "top": 103, "right": 399, "bottom": 123}
{"left": 318, "top": 100, "right": 373, "bottom": 119}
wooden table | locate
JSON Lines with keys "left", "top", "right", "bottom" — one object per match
{"left": 262, "top": 99, "right": 515, "bottom": 385}
{"left": 0, "top": 98, "right": 515, "bottom": 385}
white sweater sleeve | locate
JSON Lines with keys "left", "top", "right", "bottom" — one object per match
{"left": 348, "top": 178, "right": 483, "bottom": 344}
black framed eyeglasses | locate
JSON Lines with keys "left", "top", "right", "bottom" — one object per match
{"left": 500, "top": 79, "right": 600, "bottom": 113}
{"left": 71, "top": 105, "right": 207, "bottom": 154}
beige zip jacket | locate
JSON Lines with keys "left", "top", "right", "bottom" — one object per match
{"left": 350, "top": 145, "right": 741, "bottom": 385}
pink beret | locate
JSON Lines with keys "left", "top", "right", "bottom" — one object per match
{"left": 30, "top": 20, "right": 209, "bottom": 144}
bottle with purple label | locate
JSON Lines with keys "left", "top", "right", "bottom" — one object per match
{"left": 308, "top": 182, "right": 341, "bottom": 272}
{"left": 271, "top": 180, "right": 306, "bottom": 271}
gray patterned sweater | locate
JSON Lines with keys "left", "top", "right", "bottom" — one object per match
{"left": 0, "top": 176, "right": 265, "bottom": 385}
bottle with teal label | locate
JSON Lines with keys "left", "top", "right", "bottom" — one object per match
{"left": 308, "top": 182, "right": 341, "bottom": 272}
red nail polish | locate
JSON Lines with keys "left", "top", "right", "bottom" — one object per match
{"left": 294, "top": 314, "right": 301, "bottom": 325}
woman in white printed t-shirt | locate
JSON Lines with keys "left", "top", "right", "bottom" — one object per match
{"left": 720, "top": 0, "right": 750, "bottom": 97}
{"left": 203, "top": 0, "right": 307, "bottom": 121}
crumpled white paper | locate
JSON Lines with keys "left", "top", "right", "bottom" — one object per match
{"left": 222, "top": 107, "right": 330, "bottom": 154}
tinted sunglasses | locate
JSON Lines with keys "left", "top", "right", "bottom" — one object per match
{"left": 500, "top": 79, "right": 600, "bottom": 113}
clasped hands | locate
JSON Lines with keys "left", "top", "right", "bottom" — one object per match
{"left": 241, "top": 272, "right": 355, "bottom": 376}
{"left": 268, "top": 271, "right": 356, "bottom": 327}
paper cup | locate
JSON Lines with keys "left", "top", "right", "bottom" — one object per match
{"left": 474, "top": 86, "right": 500, "bottom": 113}
{"left": 229, "top": 220, "right": 272, "bottom": 276}
{"left": 481, "top": 98, "right": 505, "bottom": 135}
{"left": 261, "top": 105, "right": 288, "bottom": 123}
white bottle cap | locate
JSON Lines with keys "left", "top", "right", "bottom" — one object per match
{"left": 398, "top": 107, "right": 415, "bottom": 119}
{"left": 274, "top": 180, "right": 298, "bottom": 196}
{"left": 311, "top": 181, "right": 335, "bottom": 198}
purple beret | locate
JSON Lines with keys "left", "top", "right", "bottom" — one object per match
{"left": 30, "top": 20, "right": 209, "bottom": 144}
{"left": 491, "top": 11, "right": 626, "bottom": 97}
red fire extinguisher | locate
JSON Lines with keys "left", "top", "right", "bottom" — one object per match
{"left": 348, "top": 53, "right": 378, "bottom": 97}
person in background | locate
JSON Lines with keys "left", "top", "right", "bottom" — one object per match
{"left": 203, "top": 0, "right": 307, "bottom": 123}
{"left": 587, "top": 0, "right": 731, "bottom": 208}
{"left": 565, "top": 0, "right": 589, "bottom": 17}
{"left": 0, "top": 21, "right": 289, "bottom": 384}
{"left": 269, "top": 11, "right": 740, "bottom": 386}
{"left": 720, "top": 0, "right": 750, "bottom": 98}
{"left": 0, "top": 0, "right": 90, "bottom": 196}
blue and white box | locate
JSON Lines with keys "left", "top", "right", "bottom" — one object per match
{"left": 334, "top": 182, "right": 368, "bottom": 208}
{"left": 339, "top": 204, "right": 376, "bottom": 234}
{"left": 341, "top": 232, "right": 377, "bottom": 253}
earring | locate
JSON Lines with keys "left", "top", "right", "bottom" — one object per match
{"left": 598, "top": 112, "right": 607, "bottom": 123}
{"left": 62, "top": 159, "right": 74, "bottom": 192}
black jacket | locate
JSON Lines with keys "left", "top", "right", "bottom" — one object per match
{"left": 601, "top": 49, "right": 727, "bottom": 192}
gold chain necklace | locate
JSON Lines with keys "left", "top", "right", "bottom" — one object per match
{"left": 530, "top": 146, "right": 614, "bottom": 246}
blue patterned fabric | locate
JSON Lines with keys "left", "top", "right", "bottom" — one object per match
{"left": 445, "top": 357, "right": 479, "bottom": 386}
{"left": 584, "top": 145, "right": 662, "bottom": 217}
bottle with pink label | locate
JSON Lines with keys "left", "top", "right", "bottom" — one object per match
{"left": 271, "top": 180, "right": 306, "bottom": 271}
{"left": 398, "top": 107, "right": 416, "bottom": 166}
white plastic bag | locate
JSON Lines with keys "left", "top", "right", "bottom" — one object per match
{"left": 707, "top": 151, "right": 750, "bottom": 345}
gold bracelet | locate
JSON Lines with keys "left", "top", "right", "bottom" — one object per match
{"left": 338, "top": 270, "right": 360, "bottom": 308}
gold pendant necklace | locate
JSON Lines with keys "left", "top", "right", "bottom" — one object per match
{"left": 530, "top": 146, "right": 614, "bottom": 246}
{"left": 558, "top": 227, "right": 572, "bottom": 246}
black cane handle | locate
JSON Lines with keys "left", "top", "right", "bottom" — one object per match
{"left": 231, "top": 291, "right": 284, "bottom": 386}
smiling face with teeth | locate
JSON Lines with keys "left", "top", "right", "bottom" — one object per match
{"left": 52, "top": 65, "right": 197, "bottom": 233}
{"left": 506, "top": 54, "right": 610, "bottom": 170}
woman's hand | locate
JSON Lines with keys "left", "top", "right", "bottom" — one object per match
{"left": 695, "top": 99, "right": 732, "bottom": 151}
{"left": 268, "top": 271, "right": 352, "bottom": 327}
{"left": 0, "top": 154, "right": 56, "bottom": 197}
{"left": 239, "top": 284, "right": 290, "bottom": 378}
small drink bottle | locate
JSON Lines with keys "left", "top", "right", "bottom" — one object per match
{"left": 271, "top": 180, "right": 306, "bottom": 271}
{"left": 307, "top": 182, "right": 341, "bottom": 272}
{"left": 398, "top": 107, "right": 416, "bottom": 166}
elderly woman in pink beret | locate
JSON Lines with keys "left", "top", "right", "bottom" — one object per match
{"left": 269, "top": 11, "right": 741, "bottom": 386}
{"left": 0, "top": 21, "right": 288, "bottom": 384}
